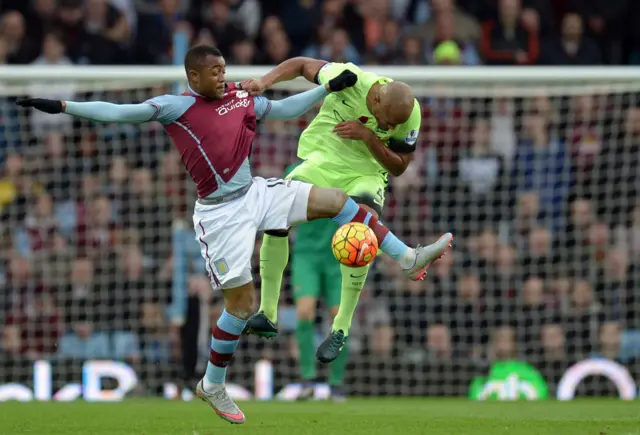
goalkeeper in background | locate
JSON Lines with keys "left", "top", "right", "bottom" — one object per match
{"left": 285, "top": 160, "right": 347, "bottom": 401}
{"left": 242, "top": 58, "right": 453, "bottom": 363}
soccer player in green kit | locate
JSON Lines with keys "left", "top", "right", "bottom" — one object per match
{"left": 241, "top": 58, "right": 453, "bottom": 369}
{"left": 283, "top": 160, "right": 348, "bottom": 400}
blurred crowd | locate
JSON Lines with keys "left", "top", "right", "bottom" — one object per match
{"left": 1, "top": 0, "right": 640, "bottom": 67}
{"left": 2, "top": 0, "right": 640, "bottom": 396}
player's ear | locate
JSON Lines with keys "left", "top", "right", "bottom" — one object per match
{"left": 188, "top": 69, "right": 198, "bottom": 85}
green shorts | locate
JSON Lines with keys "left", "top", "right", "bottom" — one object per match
{"left": 291, "top": 251, "right": 343, "bottom": 307}
{"left": 286, "top": 161, "right": 386, "bottom": 213}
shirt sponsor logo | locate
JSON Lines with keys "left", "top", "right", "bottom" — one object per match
{"left": 216, "top": 98, "right": 251, "bottom": 116}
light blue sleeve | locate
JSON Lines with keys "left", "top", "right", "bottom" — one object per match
{"left": 254, "top": 86, "right": 329, "bottom": 121}
{"left": 253, "top": 96, "right": 272, "bottom": 120}
{"left": 145, "top": 94, "right": 196, "bottom": 125}
{"left": 64, "top": 101, "right": 158, "bottom": 124}
{"left": 63, "top": 95, "right": 195, "bottom": 125}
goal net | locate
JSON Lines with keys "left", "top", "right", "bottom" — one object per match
{"left": 1, "top": 65, "right": 640, "bottom": 401}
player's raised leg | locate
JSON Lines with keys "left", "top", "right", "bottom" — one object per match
{"left": 308, "top": 187, "right": 453, "bottom": 362}
{"left": 306, "top": 187, "right": 453, "bottom": 280}
{"left": 249, "top": 185, "right": 452, "bottom": 336}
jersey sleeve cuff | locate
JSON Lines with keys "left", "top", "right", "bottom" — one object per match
{"left": 145, "top": 101, "right": 161, "bottom": 121}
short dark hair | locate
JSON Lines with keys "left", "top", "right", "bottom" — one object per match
{"left": 184, "top": 45, "right": 223, "bottom": 74}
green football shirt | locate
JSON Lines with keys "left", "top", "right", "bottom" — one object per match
{"left": 298, "top": 62, "right": 422, "bottom": 179}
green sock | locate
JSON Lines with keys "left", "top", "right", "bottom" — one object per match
{"left": 329, "top": 339, "right": 348, "bottom": 385}
{"left": 295, "top": 320, "right": 316, "bottom": 380}
{"left": 258, "top": 234, "right": 289, "bottom": 323}
{"left": 332, "top": 264, "right": 370, "bottom": 334}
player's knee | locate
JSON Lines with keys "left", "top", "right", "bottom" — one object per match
{"left": 296, "top": 298, "right": 316, "bottom": 321}
{"left": 307, "top": 187, "right": 349, "bottom": 220}
{"left": 265, "top": 229, "right": 289, "bottom": 237}
{"left": 223, "top": 283, "right": 256, "bottom": 320}
{"left": 325, "top": 188, "right": 349, "bottom": 214}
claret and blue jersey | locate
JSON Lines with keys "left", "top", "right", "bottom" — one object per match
{"left": 63, "top": 82, "right": 329, "bottom": 199}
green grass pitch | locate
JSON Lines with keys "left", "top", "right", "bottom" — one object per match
{"left": 2, "top": 398, "right": 639, "bottom": 435}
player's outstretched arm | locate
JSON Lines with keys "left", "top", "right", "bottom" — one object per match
{"left": 16, "top": 98, "right": 156, "bottom": 124}
{"left": 259, "top": 71, "right": 357, "bottom": 121}
{"left": 240, "top": 57, "right": 330, "bottom": 96}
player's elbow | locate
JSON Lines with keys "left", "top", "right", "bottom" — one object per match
{"left": 389, "top": 165, "right": 407, "bottom": 177}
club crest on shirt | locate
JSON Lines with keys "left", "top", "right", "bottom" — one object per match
{"left": 214, "top": 258, "right": 229, "bottom": 276}
{"left": 236, "top": 90, "right": 249, "bottom": 98}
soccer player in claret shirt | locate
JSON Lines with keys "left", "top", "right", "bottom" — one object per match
{"left": 241, "top": 58, "right": 454, "bottom": 365}
{"left": 17, "top": 45, "right": 450, "bottom": 424}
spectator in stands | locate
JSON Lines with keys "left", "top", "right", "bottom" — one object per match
{"left": 396, "top": 35, "right": 426, "bottom": 65}
{"left": 1, "top": 10, "right": 37, "bottom": 64}
{"left": 522, "top": 226, "right": 555, "bottom": 278}
{"left": 80, "top": 0, "right": 131, "bottom": 64}
{"left": 512, "top": 191, "right": 538, "bottom": 245}
{"left": 420, "top": 0, "right": 481, "bottom": 65}
{"left": 596, "top": 249, "right": 631, "bottom": 317}
{"left": 230, "top": 39, "right": 256, "bottom": 65}
{"left": 135, "top": 0, "right": 187, "bottom": 64}
{"left": 304, "top": 28, "right": 362, "bottom": 64}
{"left": 513, "top": 113, "right": 572, "bottom": 233}
{"left": 7, "top": 289, "right": 61, "bottom": 358}
{"left": 123, "top": 167, "right": 171, "bottom": 261}
{"left": 450, "top": 273, "right": 487, "bottom": 356}
{"left": 488, "top": 97, "right": 516, "bottom": 167}
{"left": 519, "top": 276, "right": 551, "bottom": 357}
{"left": 480, "top": 0, "right": 539, "bottom": 65}
{"left": 458, "top": 119, "right": 505, "bottom": 222}
{"left": 423, "top": 323, "right": 455, "bottom": 362}
{"left": 490, "top": 243, "right": 518, "bottom": 311}
{"left": 540, "top": 324, "right": 568, "bottom": 363}
{"left": 432, "top": 40, "right": 462, "bottom": 65}
{"left": 369, "top": 20, "right": 402, "bottom": 64}
{"left": 0, "top": 152, "right": 23, "bottom": 214}
{"left": 58, "top": 315, "right": 110, "bottom": 360}
{"left": 0, "top": 324, "right": 21, "bottom": 358}
{"left": 105, "top": 156, "right": 129, "bottom": 217}
{"left": 38, "top": 132, "right": 74, "bottom": 204}
{"left": 538, "top": 323, "right": 571, "bottom": 392}
{"left": 549, "top": 274, "right": 572, "bottom": 312}
{"left": 595, "top": 106, "right": 640, "bottom": 228}
{"left": 18, "top": 0, "right": 56, "bottom": 60}
{"left": 569, "top": 0, "right": 628, "bottom": 64}
{"left": 138, "top": 301, "right": 170, "bottom": 363}
{"left": 15, "top": 193, "right": 62, "bottom": 257}
{"left": 595, "top": 321, "right": 622, "bottom": 360}
{"left": 33, "top": 30, "right": 72, "bottom": 66}
{"left": 565, "top": 197, "right": 594, "bottom": 250}
{"left": 565, "top": 280, "right": 604, "bottom": 358}
{"left": 159, "top": 151, "right": 187, "bottom": 219}
{"left": 75, "top": 195, "right": 117, "bottom": 257}
{"left": 539, "top": 13, "right": 602, "bottom": 65}
{"left": 489, "top": 326, "right": 518, "bottom": 361}
{"left": 350, "top": 289, "right": 394, "bottom": 358}
{"left": 194, "top": 0, "right": 245, "bottom": 56}
{"left": 260, "top": 29, "right": 293, "bottom": 65}
{"left": 416, "top": 0, "right": 481, "bottom": 53}
{"left": 63, "top": 257, "right": 96, "bottom": 323}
